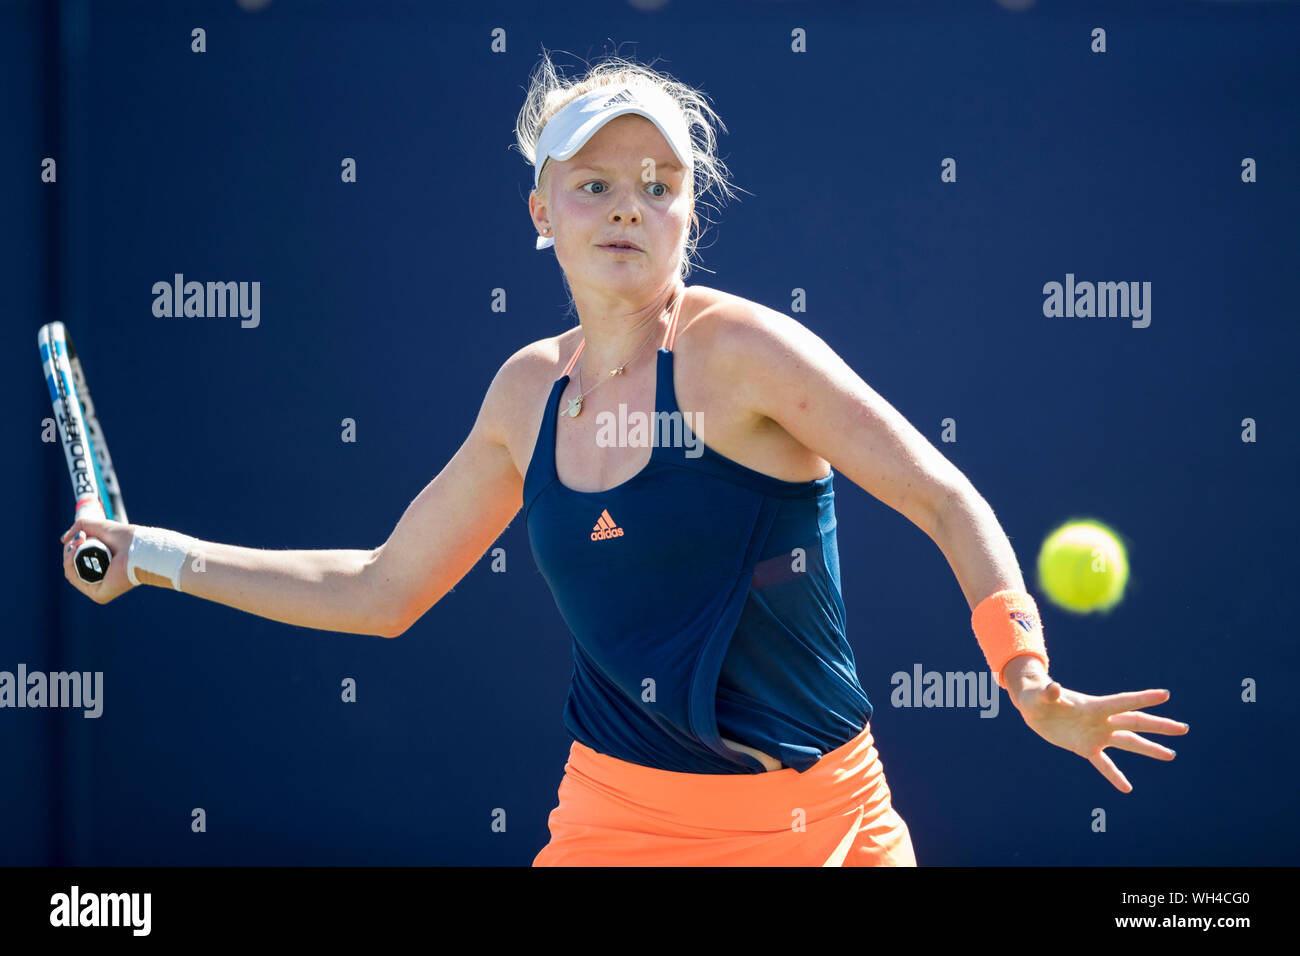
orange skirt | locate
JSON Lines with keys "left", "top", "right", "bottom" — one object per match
{"left": 532, "top": 721, "right": 916, "bottom": 866}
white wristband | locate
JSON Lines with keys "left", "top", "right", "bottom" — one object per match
{"left": 127, "top": 527, "right": 196, "bottom": 590}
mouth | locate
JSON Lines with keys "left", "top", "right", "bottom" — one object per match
{"left": 598, "top": 241, "right": 643, "bottom": 253}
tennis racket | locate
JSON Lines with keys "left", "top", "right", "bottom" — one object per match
{"left": 38, "top": 322, "right": 128, "bottom": 583}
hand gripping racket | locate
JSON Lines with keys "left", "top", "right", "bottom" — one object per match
{"left": 38, "top": 322, "right": 129, "bottom": 583}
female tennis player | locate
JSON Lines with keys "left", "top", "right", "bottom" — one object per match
{"left": 58, "top": 53, "right": 1188, "bottom": 866}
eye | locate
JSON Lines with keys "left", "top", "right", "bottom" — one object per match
{"left": 579, "top": 180, "right": 670, "bottom": 198}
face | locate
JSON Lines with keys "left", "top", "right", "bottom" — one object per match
{"left": 530, "top": 113, "right": 693, "bottom": 291}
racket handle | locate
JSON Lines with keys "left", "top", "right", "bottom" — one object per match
{"left": 74, "top": 537, "right": 112, "bottom": 583}
{"left": 71, "top": 498, "right": 111, "bottom": 584}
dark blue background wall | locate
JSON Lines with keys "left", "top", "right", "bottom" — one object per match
{"left": 3, "top": 0, "right": 1297, "bottom": 866}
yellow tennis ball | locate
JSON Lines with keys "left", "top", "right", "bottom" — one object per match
{"left": 1036, "top": 519, "right": 1129, "bottom": 613}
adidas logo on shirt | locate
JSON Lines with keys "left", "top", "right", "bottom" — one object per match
{"left": 590, "top": 508, "right": 624, "bottom": 541}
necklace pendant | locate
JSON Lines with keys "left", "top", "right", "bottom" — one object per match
{"left": 563, "top": 395, "right": 583, "bottom": 418}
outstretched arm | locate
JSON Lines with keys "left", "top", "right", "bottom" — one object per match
{"left": 718, "top": 297, "right": 1189, "bottom": 792}
{"left": 58, "top": 348, "right": 530, "bottom": 641}
{"left": 59, "top": 521, "right": 394, "bottom": 637}
{"left": 933, "top": 492, "right": 1188, "bottom": 793}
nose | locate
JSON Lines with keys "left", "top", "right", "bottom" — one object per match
{"left": 608, "top": 188, "right": 641, "bottom": 228}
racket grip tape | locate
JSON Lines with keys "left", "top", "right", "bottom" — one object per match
{"left": 72, "top": 498, "right": 111, "bottom": 584}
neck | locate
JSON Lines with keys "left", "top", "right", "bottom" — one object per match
{"left": 569, "top": 278, "right": 683, "bottom": 371}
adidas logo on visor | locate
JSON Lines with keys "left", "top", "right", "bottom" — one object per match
{"left": 601, "top": 89, "right": 637, "bottom": 108}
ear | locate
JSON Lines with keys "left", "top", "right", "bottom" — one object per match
{"left": 529, "top": 189, "right": 550, "bottom": 235}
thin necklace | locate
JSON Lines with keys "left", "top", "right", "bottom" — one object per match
{"left": 561, "top": 293, "right": 676, "bottom": 419}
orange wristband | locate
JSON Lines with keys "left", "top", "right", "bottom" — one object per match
{"left": 971, "top": 589, "right": 1049, "bottom": 689}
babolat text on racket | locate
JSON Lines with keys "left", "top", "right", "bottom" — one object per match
{"left": 38, "top": 322, "right": 128, "bottom": 583}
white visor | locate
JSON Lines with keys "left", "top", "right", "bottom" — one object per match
{"left": 532, "top": 84, "right": 693, "bottom": 250}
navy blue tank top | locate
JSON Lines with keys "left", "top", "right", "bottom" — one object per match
{"left": 523, "top": 286, "right": 872, "bottom": 774}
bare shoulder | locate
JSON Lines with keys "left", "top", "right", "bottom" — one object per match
{"left": 676, "top": 284, "right": 820, "bottom": 375}
{"left": 670, "top": 284, "right": 836, "bottom": 482}
{"left": 676, "top": 283, "right": 862, "bottom": 445}
{"left": 478, "top": 326, "right": 582, "bottom": 471}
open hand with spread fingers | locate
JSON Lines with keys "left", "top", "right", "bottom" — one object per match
{"left": 1011, "top": 679, "right": 1189, "bottom": 792}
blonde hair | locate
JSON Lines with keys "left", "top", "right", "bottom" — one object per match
{"left": 513, "top": 48, "right": 744, "bottom": 290}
